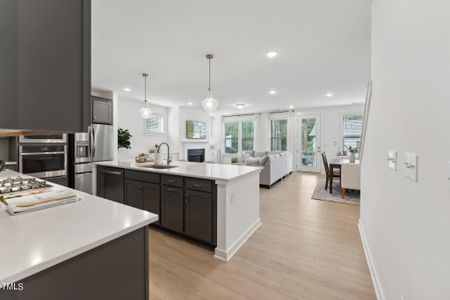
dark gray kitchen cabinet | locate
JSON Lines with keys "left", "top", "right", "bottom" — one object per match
{"left": 142, "top": 183, "right": 161, "bottom": 224}
{"left": 125, "top": 180, "right": 144, "bottom": 210}
{"left": 97, "top": 167, "right": 124, "bottom": 204}
{"left": 125, "top": 179, "right": 161, "bottom": 224}
{"left": 0, "top": 0, "right": 91, "bottom": 132}
{"left": 161, "top": 186, "right": 184, "bottom": 233}
{"left": 184, "top": 190, "right": 213, "bottom": 243}
{"left": 97, "top": 167, "right": 217, "bottom": 246}
{"left": 92, "top": 96, "right": 113, "bottom": 125}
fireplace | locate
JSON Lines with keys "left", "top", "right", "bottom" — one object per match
{"left": 187, "top": 149, "right": 205, "bottom": 163}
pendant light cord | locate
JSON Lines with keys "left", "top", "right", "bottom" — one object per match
{"left": 206, "top": 54, "right": 213, "bottom": 97}
{"left": 143, "top": 73, "right": 148, "bottom": 107}
{"left": 208, "top": 57, "right": 212, "bottom": 96}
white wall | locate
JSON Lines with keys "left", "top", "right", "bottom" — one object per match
{"left": 361, "top": 1, "right": 450, "bottom": 299}
{"left": 167, "top": 106, "right": 180, "bottom": 154}
{"left": 117, "top": 96, "right": 169, "bottom": 159}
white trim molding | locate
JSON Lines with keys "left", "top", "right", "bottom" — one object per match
{"left": 214, "top": 219, "right": 261, "bottom": 261}
{"left": 358, "top": 220, "right": 385, "bottom": 300}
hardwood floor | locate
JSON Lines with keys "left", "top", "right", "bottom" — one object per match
{"left": 149, "top": 172, "right": 376, "bottom": 300}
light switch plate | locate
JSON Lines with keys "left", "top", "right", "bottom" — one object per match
{"left": 404, "top": 152, "right": 418, "bottom": 182}
{"left": 387, "top": 150, "right": 397, "bottom": 171}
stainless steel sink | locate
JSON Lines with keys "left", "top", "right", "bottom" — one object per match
{"left": 141, "top": 164, "right": 178, "bottom": 169}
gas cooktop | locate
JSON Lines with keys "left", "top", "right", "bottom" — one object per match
{"left": 0, "top": 176, "right": 52, "bottom": 194}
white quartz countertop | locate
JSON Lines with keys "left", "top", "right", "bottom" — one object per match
{"left": 96, "top": 160, "right": 262, "bottom": 182}
{"left": 0, "top": 170, "right": 158, "bottom": 283}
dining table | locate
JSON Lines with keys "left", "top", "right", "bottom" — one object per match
{"left": 328, "top": 158, "right": 360, "bottom": 193}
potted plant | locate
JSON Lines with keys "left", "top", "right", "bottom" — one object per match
{"left": 118, "top": 128, "right": 132, "bottom": 149}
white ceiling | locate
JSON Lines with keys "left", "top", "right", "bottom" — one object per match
{"left": 92, "top": 0, "right": 371, "bottom": 115}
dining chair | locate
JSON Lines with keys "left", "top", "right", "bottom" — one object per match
{"left": 321, "top": 152, "right": 341, "bottom": 192}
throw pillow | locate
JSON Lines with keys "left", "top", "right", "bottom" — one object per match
{"left": 254, "top": 151, "right": 268, "bottom": 158}
{"left": 246, "top": 157, "right": 260, "bottom": 166}
{"left": 260, "top": 155, "right": 270, "bottom": 166}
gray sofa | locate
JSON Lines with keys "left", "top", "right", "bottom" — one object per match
{"left": 244, "top": 151, "right": 293, "bottom": 188}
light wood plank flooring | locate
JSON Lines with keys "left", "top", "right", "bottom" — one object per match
{"left": 149, "top": 172, "right": 375, "bottom": 300}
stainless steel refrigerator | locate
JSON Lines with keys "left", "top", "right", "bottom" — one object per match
{"left": 72, "top": 124, "right": 114, "bottom": 193}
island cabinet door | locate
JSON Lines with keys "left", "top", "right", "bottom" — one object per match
{"left": 142, "top": 182, "right": 161, "bottom": 224}
{"left": 161, "top": 186, "right": 184, "bottom": 233}
{"left": 125, "top": 179, "right": 144, "bottom": 210}
{"left": 184, "top": 190, "right": 213, "bottom": 243}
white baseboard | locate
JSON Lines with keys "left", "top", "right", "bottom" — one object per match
{"left": 358, "top": 220, "right": 385, "bottom": 300}
{"left": 214, "top": 219, "right": 262, "bottom": 261}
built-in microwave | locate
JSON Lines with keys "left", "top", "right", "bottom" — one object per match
{"left": 19, "top": 145, "right": 67, "bottom": 178}
{"left": 19, "top": 134, "right": 67, "bottom": 144}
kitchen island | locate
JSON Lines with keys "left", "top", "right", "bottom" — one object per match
{"left": 0, "top": 170, "right": 158, "bottom": 300}
{"left": 94, "top": 160, "right": 262, "bottom": 261}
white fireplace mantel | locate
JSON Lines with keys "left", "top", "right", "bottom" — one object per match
{"left": 181, "top": 139, "right": 208, "bottom": 143}
{"left": 181, "top": 140, "right": 211, "bottom": 161}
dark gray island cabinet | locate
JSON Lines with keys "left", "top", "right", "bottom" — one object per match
{"left": 96, "top": 166, "right": 217, "bottom": 246}
{"left": 1, "top": 228, "right": 149, "bottom": 300}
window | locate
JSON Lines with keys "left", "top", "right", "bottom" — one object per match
{"left": 224, "top": 119, "right": 255, "bottom": 154}
{"left": 144, "top": 115, "right": 164, "bottom": 134}
{"left": 270, "top": 119, "right": 288, "bottom": 151}
{"left": 241, "top": 121, "right": 254, "bottom": 151}
{"left": 343, "top": 114, "right": 363, "bottom": 155}
{"left": 224, "top": 122, "right": 239, "bottom": 154}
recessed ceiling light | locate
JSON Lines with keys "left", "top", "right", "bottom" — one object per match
{"left": 266, "top": 51, "right": 278, "bottom": 58}
{"left": 326, "top": 92, "right": 333, "bottom": 97}
{"left": 236, "top": 103, "right": 245, "bottom": 109}
{"left": 289, "top": 105, "right": 294, "bottom": 109}
{"left": 269, "top": 90, "right": 277, "bottom": 95}
{"left": 187, "top": 102, "right": 193, "bottom": 106}
{"left": 123, "top": 87, "right": 131, "bottom": 92}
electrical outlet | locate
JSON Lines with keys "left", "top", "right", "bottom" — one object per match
{"left": 387, "top": 150, "right": 397, "bottom": 171}
{"left": 400, "top": 295, "right": 405, "bottom": 300}
{"left": 404, "top": 152, "right": 418, "bottom": 182}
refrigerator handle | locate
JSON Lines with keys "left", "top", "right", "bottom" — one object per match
{"left": 89, "top": 125, "right": 95, "bottom": 160}
{"left": 92, "top": 126, "right": 96, "bottom": 159}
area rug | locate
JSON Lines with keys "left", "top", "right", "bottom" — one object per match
{"left": 311, "top": 178, "right": 360, "bottom": 205}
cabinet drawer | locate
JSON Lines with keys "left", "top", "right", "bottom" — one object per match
{"left": 125, "top": 170, "right": 160, "bottom": 184}
{"left": 185, "top": 178, "right": 212, "bottom": 192}
{"left": 161, "top": 175, "right": 183, "bottom": 187}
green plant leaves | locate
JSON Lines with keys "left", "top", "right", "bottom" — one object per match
{"left": 118, "top": 128, "right": 132, "bottom": 149}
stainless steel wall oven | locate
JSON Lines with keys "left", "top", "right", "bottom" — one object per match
{"left": 19, "top": 145, "right": 67, "bottom": 178}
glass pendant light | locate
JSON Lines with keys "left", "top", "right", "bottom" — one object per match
{"left": 201, "top": 54, "right": 219, "bottom": 113}
{"left": 139, "top": 73, "right": 152, "bottom": 119}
